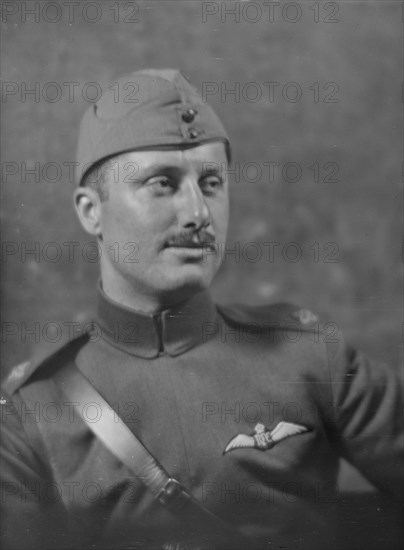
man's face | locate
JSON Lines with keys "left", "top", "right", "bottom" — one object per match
{"left": 98, "top": 142, "right": 229, "bottom": 303}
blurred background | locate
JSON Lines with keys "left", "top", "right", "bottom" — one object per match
{"left": 1, "top": 1, "right": 403, "bottom": 544}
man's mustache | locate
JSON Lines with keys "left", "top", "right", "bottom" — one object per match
{"left": 166, "top": 231, "right": 216, "bottom": 248}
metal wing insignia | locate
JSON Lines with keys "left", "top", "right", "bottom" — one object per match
{"left": 269, "top": 421, "right": 308, "bottom": 443}
{"left": 224, "top": 434, "right": 255, "bottom": 454}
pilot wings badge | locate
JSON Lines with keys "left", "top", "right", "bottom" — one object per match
{"left": 224, "top": 422, "right": 309, "bottom": 454}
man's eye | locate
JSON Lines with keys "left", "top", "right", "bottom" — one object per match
{"left": 147, "top": 177, "right": 173, "bottom": 190}
{"left": 200, "top": 176, "right": 223, "bottom": 193}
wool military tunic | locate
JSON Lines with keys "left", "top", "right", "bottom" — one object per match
{"left": 1, "top": 287, "right": 403, "bottom": 550}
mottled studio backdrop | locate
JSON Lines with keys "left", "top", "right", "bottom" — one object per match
{"left": 1, "top": 0, "right": 402, "bottom": 491}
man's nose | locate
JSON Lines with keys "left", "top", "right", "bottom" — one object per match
{"left": 178, "top": 179, "right": 210, "bottom": 230}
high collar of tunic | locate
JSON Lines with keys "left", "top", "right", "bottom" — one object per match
{"left": 96, "top": 283, "right": 218, "bottom": 359}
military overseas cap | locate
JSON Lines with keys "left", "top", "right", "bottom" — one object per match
{"left": 76, "top": 69, "right": 230, "bottom": 185}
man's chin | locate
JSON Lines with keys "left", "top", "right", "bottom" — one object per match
{"left": 155, "top": 265, "right": 215, "bottom": 297}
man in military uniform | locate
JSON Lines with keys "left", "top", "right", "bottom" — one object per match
{"left": 1, "top": 69, "right": 403, "bottom": 550}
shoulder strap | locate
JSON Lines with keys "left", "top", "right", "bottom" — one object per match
{"left": 3, "top": 330, "right": 91, "bottom": 396}
{"left": 54, "top": 363, "right": 245, "bottom": 544}
{"left": 217, "top": 302, "right": 320, "bottom": 332}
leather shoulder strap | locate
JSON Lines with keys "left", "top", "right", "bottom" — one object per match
{"left": 54, "top": 362, "right": 242, "bottom": 542}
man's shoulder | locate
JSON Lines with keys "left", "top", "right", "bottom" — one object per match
{"left": 217, "top": 301, "right": 320, "bottom": 332}
{"left": 2, "top": 325, "right": 92, "bottom": 397}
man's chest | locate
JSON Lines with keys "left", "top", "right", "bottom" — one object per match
{"left": 18, "top": 338, "right": 339, "bottom": 547}
{"left": 41, "top": 339, "right": 336, "bottom": 498}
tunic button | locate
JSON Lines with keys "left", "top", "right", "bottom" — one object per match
{"left": 188, "top": 128, "right": 199, "bottom": 139}
{"left": 182, "top": 109, "right": 197, "bottom": 123}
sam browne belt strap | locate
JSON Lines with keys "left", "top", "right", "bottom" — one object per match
{"left": 54, "top": 363, "right": 248, "bottom": 547}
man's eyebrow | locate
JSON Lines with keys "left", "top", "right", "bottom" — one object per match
{"left": 130, "top": 164, "right": 181, "bottom": 178}
{"left": 201, "top": 164, "right": 223, "bottom": 175}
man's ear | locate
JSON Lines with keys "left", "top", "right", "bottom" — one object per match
{"left": 74, "top": 186, "right": 103, "bottom": 237}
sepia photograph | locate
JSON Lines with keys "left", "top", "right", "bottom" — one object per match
{"left": 1, "top": 1, "right": 403, "bottom": 549}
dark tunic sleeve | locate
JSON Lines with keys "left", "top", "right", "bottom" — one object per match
{"left": 0, "top": 390, "right": 68, "bottom": 550}
{"left": 327, "top": 338, "right": 404, "bottom": 500}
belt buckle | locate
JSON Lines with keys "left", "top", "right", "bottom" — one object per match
{"left": 157, "top": 478, "right": 190, "bottom": 511}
